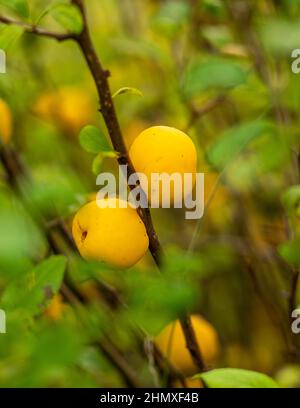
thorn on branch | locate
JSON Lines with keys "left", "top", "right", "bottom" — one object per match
{"left": 104, "top": 69, "right": 111, "bottom": 78}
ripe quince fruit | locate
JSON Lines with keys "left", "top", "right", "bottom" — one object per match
{"left": 129, "top": 126, "right": 197, "bottom": 206}
{"left": 156, "top": 314, "right": 220, "bottom": 375}
{"left": 0, "top": 98, "right": 12, "bottom": 144}
{"left": 72, "top": 198, "right": 149, "bottom": 268}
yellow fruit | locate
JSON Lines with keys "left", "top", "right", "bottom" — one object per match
{"left": 173, "top": 377, "right": 204, "bottom": 388}
{"left": 44, "top": 294, "right": 65, "bottom": 320}
{"left": 72, "top": 198, "right": 149, "bottom": 268}
{"left": 34, "top": 87, "right": 94, "bottom": 135}
{"left": 0, "top": 98, "right": 12, "bottom": 144}
{"left": 155, "top": 315, "right": 220, "bottom": 376}
{"left": 129, "top": 126, "right": 197, "bottom": 205}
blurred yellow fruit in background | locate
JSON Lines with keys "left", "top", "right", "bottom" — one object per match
{"left": 155, "top": 315, "right": 220, "bottom": 376}
{"left": 34, "top": 87, "right": 94, "bottom": 135}
{"left": 202, "top": 167, "right": 232, "bottom": 228}
{"left": 173, "top": 377, "right": 204, "bottom": 388}
{"left": 0, "top": 98, "right": 12, "bottom": 144}
{"left": 44, "top": 294, "right": 65, "bottom": 320}
{"left": 275, "top": 364, "right": 300, "bottom": 388}
{"left": 129, "top": 126, "right": 197, "bottom": 206}
{"left": 203, "top": 168, "right": 229, "bottom": 210}
{"left": 72, "top": 198, "right": 149, "bottom": 268}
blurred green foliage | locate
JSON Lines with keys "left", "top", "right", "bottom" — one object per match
{"left": 0, "top": 0, "right": 300, "bottom": 388}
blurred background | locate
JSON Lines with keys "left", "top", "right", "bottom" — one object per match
{"left": 0, "top": 0, "right": 300, "bottom": 388}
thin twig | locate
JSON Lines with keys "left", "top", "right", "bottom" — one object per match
{"left": 0, "top": 15, "right": 74, "bottom": 41}
{"left": 60, "top": 282, "right": 143, "bottom": 387}
{"left": 186, "top": 95, "right": 227, "bottom": 131}
{"left": 290, "top": 271, "right": 300, "bottom": 320}
{"left": 180, "top": 316, "right": 207, "bottom": 372}
{"left": 226, "top": 1, "right": 299, "bottom": 355}
{"left": 99, "top": 338, "right": 144, "bottom": 388}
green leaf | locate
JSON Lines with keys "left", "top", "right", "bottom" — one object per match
{"left": 0, "top": 195, "right": 41, "bottom": 278}
{"left": 27, "top": 165, "right": 85, "bottom": 218}
{"left": 32, "top": 324, "right": 83, "bottom": 369}
{"left": 0, "top": 0, "right": 29, "bottom": 18}
{"left": 0, "top": 25, "right": 24, "bottom": 50}
{"left": 208, "top": 120, "right": 273, "bottom": 170}
{"left": 282, "top": 185, "right": 300, "bottom": 216}
{"left": 112, "top": 87, "right": 143, "bottom": 98}
{"left": 92, "top": 152, "right": 118, "bottom": 174}
{"left": 202, "top": 0, "right": 224, "bottom": 17}
{"left": 183, "top": 57, "right": 248, "bottom": 97}
{"left": 92, "top": 154, "right": 103, "bottom": 175}
{"left": 125, "top": 271, "right": 198, "bottom": 335}
{"left": 92, "top": 150, "right": 118, "bottom": 176}
{"left": 79, "top": 125, "right": 113, "bottom": 154}
{"left": 197, "top": 368, "right": 279, "bottom": 388}
{"left": 50, "top": 3, "right": 83, "bottom": 34}
{"left": 202, "top": 25, "right": 232, "bottom": 48}
{"left": 2, "top": 255, "right": 67, "bottom": 315}
{"left": 259, "top": 18, "right": 300, "bottom": 55}
{"left": 278, "top": 238, "right": 300, "bottom": 267}
{"left": 111, "top": 38, "right": 165, "bottom": 63}
{"left": 151, "top": 1, "right": 191, "bottom": 37}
